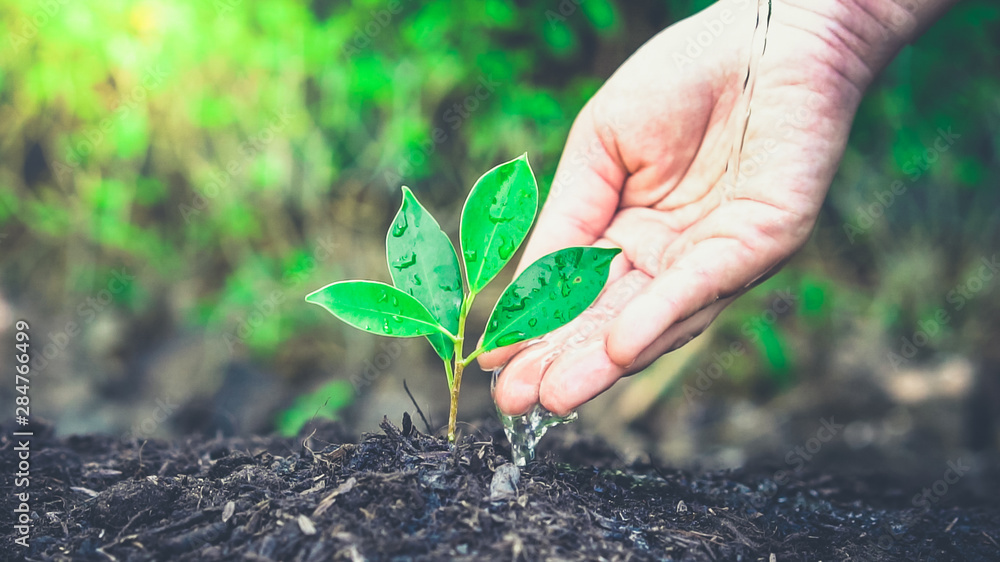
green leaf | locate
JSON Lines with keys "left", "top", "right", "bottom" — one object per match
{"left": 386, "top": 186, "right": 462, "bottom": 359}
{"left": 305, "top": 281, "right": 448, "bottom": 338}
{"left": 481, "top": 246, "right": 621, "bottom": 352}
{"left": 460, "top": 154, "right": 538, "bottom": 293}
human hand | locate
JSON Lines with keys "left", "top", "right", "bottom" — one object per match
{"left": 480, "top": 0, "right": 922, "bottom": 415}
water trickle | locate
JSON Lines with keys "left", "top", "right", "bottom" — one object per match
{"left": 490, "top": 340, "right": 573, "bottom": 466}
{"left": 726, "top": 0, "right": 772, "bottom": 190}
{"left": 391, "top": 214, "right": 408, "bottom": 237}
{"left": 392, "top": 252, "right": 417, "bottom": 271}
{"left": 412, "top": 274, "right": 422, "bottom": 286}
{"left": 493, "top": 365, "right": 577, "bottom": 466}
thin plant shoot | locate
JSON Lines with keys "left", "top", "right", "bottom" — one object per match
{"left": 305, "top": 154, "right": 620, "bottom": 443}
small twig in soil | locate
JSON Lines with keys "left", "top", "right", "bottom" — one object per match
{"left": 983, "top": 531, "right": 1000, "bottom": 548}
{"left": 114, "top": 509, "right": 149, "bottom": 542}
{"left": 403, "top": 379, "right": 433, "bottom": 434}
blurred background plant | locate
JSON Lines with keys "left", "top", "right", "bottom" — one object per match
{"left": 1, "top": 0, "right": 997, "bottom": 478}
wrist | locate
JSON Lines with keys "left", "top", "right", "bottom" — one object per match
{"left": 769, "top": 0, "right": 956, "bottom": 92}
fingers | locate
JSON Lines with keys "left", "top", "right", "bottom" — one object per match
{"left": 538, "top": 296, "right": 734, "bottom": 415}
{"left": 477, "top": 340, "right": 527, "bottom": 372}
{"left": 492, "top": 269, "right": 650, "bottom": 415}
{"left": 605, "top": 201, "right": 798, "bottom": 368}
{"left": 491, "top": 340, "right": 556, "bottom": 415}
{"left": 494, "top": 276, "right": 734, "bottom": 417}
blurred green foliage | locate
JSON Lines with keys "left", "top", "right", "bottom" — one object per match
{"left": 276, "top": 379, "right": 354, "bottom": 436}
{"left": 0, "top": 0, "right": 997, "bottom": 429}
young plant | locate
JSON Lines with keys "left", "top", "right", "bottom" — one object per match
{"left": 305, "top": 154, "right": 620, "bottom": 443}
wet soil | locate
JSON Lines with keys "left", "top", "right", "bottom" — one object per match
{"left": 3, "top": 416, "right": 999, "bottom": 561}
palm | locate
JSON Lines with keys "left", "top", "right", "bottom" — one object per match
{"left": 482, "top": 1, "right": 869, "bottom": 416}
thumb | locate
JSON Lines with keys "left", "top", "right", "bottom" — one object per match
{"left": 478, "top": 102, "right": 623, "bottom": 371}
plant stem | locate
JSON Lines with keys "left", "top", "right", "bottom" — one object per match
{"left": 447, "top": 357, "right": 464, "bottom": 443}
{"left": 447, "top": 292, "right": 476, "bottom": 443}
{"left": 462, "top": 346, "right": 486, "bottom": 368}
{"left": 443, "top": 358, "right": 454, "bottom": 390}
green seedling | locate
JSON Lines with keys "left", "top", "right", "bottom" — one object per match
{"left": 306, "top": 154, "right": 620, "bottom": 443}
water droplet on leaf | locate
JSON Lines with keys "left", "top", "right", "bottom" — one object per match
{"left": 496, "top": 331, "right": 526, "bottom": 347}
{"left": 378, "top": 291, "right": 389, "bottom": 303}
{"left": 498, "top": 236, "right": 516, "bottom": 260}
{"left": 412, "top": 274, "right": 422, "bottom": 286}
{"left": 392, "top": 252, "right": 417, "bottom": 271}
{"left": 391, "top": 215, "right": 408, "bottom": 237}
{"left": 528, "top": 318, "right": 537, "bottom": 327}
{"left": 464, "top": 249, "right": 477, "bottom": 262}
{"left": 488, "top": 186, "right": 514, "bottom": 224}
{"left": 488, "top": 207, "right": 514, "bottom": 224}
{"left": 502, "top": 297, "right": 527, "bottom": 313}
{"left": 382, "top": 319, "right": 392, "bottom": 334}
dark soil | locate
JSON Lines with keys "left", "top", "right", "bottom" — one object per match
{"left": 3, "top": 416, "right": 999, "bottom": 561}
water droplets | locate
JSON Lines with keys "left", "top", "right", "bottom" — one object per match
{"left": 382, "top": 319, "right": 393, "bottom": 334}
{"left": 527, "top": 318, "right": 537, "bottom": 328}
{"left": 560, "top": 280, "right": 573, "bottom": 297}
{"left": 498, "top": 236, "right": 516, "bottom": 260}
{"left": 392, "top": 252, "right": 417, "bottom": 271}
{"left": 495, "top": 331, "right": 526, "bottom": 347}
{"left": 488, "top": 183, "right": 514, "bottom": 224}
{"left": 488, "top": 204, "right": 514, "bottom": 224}
{"left": 391, "top": 214, "right": 408, "bottom": 237}
{"left": 501, "top": 296, "right": 527, "bottom": 313}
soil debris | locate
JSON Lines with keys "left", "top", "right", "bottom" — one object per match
{"left": 2, "top": 417, "right": 998, "bottom": 561}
